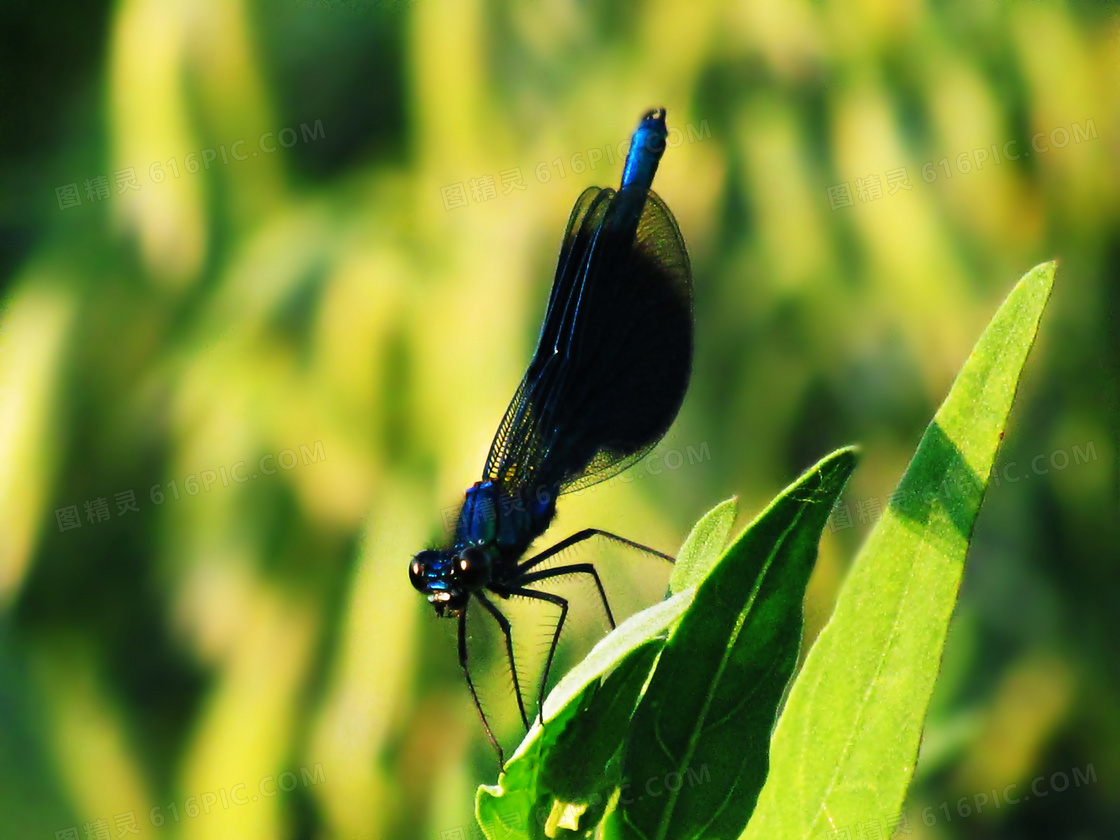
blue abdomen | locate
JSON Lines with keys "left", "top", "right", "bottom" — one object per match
{"left": 620, "top": 109, "right": 668, "bottom": 194}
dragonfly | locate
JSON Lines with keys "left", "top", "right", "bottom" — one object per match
{"left": 410, "top": 108, "right": 693, "bottom": 763}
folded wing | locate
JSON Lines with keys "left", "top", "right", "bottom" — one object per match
{"left": 483, "top": 183, "right": 693, "bottom": 495}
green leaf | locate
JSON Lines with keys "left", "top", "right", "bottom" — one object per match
{"left": 541, "top": 640, "right": 664, "bottom": 803}
{"left": 539, "top": 642, "right": 665, "bottom": 836}
{"left": 475, "top": 498, "right": 750, "bottom": 838}
{"left": 742, "top": 261, "right": 1055, "bottom": 840}
{"left": 670, "top": 497, "right": 738, "bottom": 595}
{"left": 476, "top": 754, "right": 541, "bottom": 840}
{"left": 541, "top": 589, "right": 695, "bottom": 725}
{"left": 476, "top": 592, "right": 695, "bottom": 839}
{"left": 610, "top": 448, "right": 857, "bottom": 840}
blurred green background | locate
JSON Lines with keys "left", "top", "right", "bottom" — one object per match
{"left": 1, "top": 0, "right": 1116, "bottom": 838}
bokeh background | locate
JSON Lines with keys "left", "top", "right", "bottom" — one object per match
{"left": 1, "top": 0, "right": 1117, "bottom": 838}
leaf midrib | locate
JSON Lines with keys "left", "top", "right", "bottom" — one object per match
{"left": 652, "top": 498, "right": 813, "bottom": 840}
{"left": 803, "top": 506, "right": 941, "bottom": 837}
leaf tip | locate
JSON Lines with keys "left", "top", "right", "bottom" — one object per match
{"left": 1024, "top": 259, "right": 1057, "bottom": 293}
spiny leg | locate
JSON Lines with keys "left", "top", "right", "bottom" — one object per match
{"left": 516, "top": 528, "right": 673, "bottom": 577}
{"left": 504, "top": 586, "right": 569, "bottom": 725}
{"left": 516, "top": 562, "right": 616, "bottom": 629}
{"left": 475, "top": 590, "right": 530, "bottom": 731}
{"left": 457, "top": 607, "right": 504, "bottom": 767}
{"left": 514, "top": 528, "right": 673, "bottom": 628}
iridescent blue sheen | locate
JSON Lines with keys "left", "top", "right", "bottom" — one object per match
{"left": 409, "top": 108, "right": 693, "bottom": 765}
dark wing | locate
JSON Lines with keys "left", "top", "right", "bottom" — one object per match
{"left": 482, "top": 187, "right": 608, "bottom": 478}
{"left": 482, "top": 183, "right": 692, "bottom": 495}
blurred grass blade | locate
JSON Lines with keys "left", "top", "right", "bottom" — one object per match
{"left": 669, "top": 497, "right": 738, "bottom": 595}
{"left": 610, "top": 448, "right": 857, "bottom": 840}
{"left": 743, "top": 261, "right": 1055, "bottom": 840}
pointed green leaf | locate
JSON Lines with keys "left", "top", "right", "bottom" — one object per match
{"left": 541, "top": 589, "right": 695, "bottom": 725}
{"left": 475, "top": 497, "right": 775, "bottom": 837}
{"left": 743, "top": 261, "right": 1055, "bottom": 840}
{"left": 670, "top": 497, "right": 739, "bottom": 595}
{"left": 476, "top": 592, "right": 693, "bottom": 839}
{"left": 612, "top": 448, "right": 857, "bottom": 840}
{"left": 541, "top": 641, "right": 664, "bottom": 803}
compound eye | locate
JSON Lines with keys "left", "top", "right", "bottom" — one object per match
{"left": 456, "top": 546, "right": 491, "bottom": 589}
{"left": 409, "top": 554, "right": 428, "bottom": 591}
